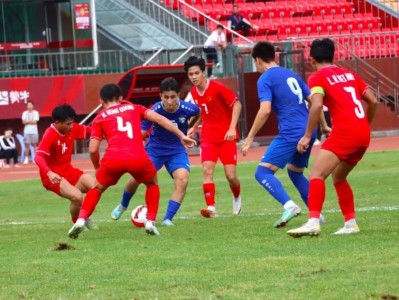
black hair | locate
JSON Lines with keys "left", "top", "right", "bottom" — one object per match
{"left": 26, "top": 101, "right": 34, "bottom": 105}
{"left": 216, "top": 24, "right": 223, "bottom": 30}
{"left": 251, "top": 41, "right": 275, "bottom": 63}
{"left": 51, "top": 104, "right": 76, "bottom": 122}
{"left": 310, "top": 38, "right": 335, "bottom": 63}
{"left": 184, "top": 56, "right": 206, "bottom": 73}
{"left": 160, "top": 77, "right": 180, "bottom": 94}
{"left": 100, "top": 83, "right": 122, "bottom": 103}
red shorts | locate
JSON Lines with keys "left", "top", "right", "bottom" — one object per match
{"left": 322, "top": 138, "right": 368, "bottom": 166}
{"left": 200, "top": 140, "right": 237, "bottom": 165}
{"left": 41, "top": 166, "right": 84, "bottom": 196}
{"left": 96, "top": 155, "right": 157, "bottom": 188}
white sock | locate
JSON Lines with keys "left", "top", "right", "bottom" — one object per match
{"left": 308, "top": 218, "right": 320, "bottom": 226}
{"left": 345, "top": 219, "right": 357, "bottom": 227}
{"left": 283, "top": 200, "right": 296, "bottom": 209}
{"left": 76, "top": 218, "right": 86, "bottom": 226}
{"left": 208, "top": 206, "right": 216, "bottom": 212}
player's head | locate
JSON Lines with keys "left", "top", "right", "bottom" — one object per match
{"left": 216, "top": 24, "right": 224, "bottom": 34}
{"left": 100, "top": 83, "right": 122, "bottom": 104}
{"left": 51, "top": 104, "right": 77, "bottom": 134}
{"left": 184, "top": 56, "right": 206, "bottom": 87}
{"left": 160, "top": 77, "right": 180, "bottom": 113}
{"left": 310, "top": 38, "right": 335, "bottom": 64}
{"left": 233, "top": 5, "right": 239, "bottom": 14}
{"left": 251, "top": 42, "right": 276, "bottom": 73}
{"left": 252, "top": 41, "right": 275, "bottom": 62}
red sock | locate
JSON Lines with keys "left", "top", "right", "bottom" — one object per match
{"left": 145, "top": 183, "right": 160, "bottom": 222}
{"left": 71, "top": 216, "right": 78, "bottom": 223}
{"left": 203, "top": 183, "right": 215, "bottom": 206}
{"left": 334, "top": 180, "right": 355, "bottom": 221}
{"left": 230, "top": 184, "right": 241, "bottom": 199}
{"left": 308, "top": 178, "right": 325, "bottom": 219}
{"left": 78, "top": 188, "right": 102, "bottom": 219}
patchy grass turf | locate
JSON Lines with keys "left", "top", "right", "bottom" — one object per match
{"left": 1, "top": 150, "right": 398, "bottom": 299}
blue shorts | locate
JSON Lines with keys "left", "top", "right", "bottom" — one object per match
{"left": 147, "top": 148, "right": 190, "bottom": 176}
{"left": 261, "top": 135, "right": 314, "bottom": 169}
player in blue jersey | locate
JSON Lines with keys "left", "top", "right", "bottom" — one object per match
{"left": 111, "top": 77, "right": 200, "bottom": 226}
{"left": 240, "top": 41, "right": 325, "bottom": 228}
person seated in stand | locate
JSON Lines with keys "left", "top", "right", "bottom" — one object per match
{"left": 0, "top": 128, "right": 21, "bottom": 168}
{"left": 227, "top": 5, "right": 258, "bottom": 37}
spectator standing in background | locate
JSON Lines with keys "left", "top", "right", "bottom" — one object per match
{"left": 22, "top": 100, "right": 40, "bottom": 164}
{"left": 203, "top": 24, "right": 227, "bottom": 78}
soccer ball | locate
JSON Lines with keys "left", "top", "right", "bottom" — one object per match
{"left": 131, "top": 205, "right": 148, "bottom": 227}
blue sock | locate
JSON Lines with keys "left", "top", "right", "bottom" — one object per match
{"left": 255, "top": 165, "right": 291, "bottom": 205}
{"left": 120, "top": 190, "right": 135, "bottom": 209}
{"left": 164, "top": 200, "right": 181, "bottom": 221}
{"left": 287, "top": 169, "right": 309, "bottom": 207}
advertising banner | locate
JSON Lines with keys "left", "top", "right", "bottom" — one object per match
{"left": 0, "top": 75, "right": 86, "bottom": 119}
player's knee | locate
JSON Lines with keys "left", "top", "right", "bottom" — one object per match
{"left": 255, "top": 165, "right": 274, "bottom": 183}
{"left": 69, "top": 191, "right": 83, "bottom": 203}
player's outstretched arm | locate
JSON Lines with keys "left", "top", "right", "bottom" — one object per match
{"left": 240, "top": 101, "right": 270, "bottom": 156}
{"left": 146, "top": 110, "right": 196, "bottom": 148}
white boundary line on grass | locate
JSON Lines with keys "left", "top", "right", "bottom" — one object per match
{"left": 1, "top": 205, "right": 399, "bottom": 226}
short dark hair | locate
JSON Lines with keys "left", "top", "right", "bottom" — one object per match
{"left": 100, "top": 83, "right": 122, "bottom": 103}
{"left": 310, "top": 38, "right": 335, "bottom": 63}
{"left": 51, "top": 104, "right": 76, "bottom": 122}
{"left": 251, "top": 41, "right": 275, "bottom": 63}
{"left": 184, "top": 56, "right": 206, "bottom": 73}
{"left": 26, "top": 101, "right": 34, "bottom": 105}
{"left": 216, "top": 24, "right": 223, "bottom": 30}
{"left": 160, "top": 77, "right": 180, "bottom": 94}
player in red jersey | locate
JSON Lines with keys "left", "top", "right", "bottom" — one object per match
{"left": 184, "top": 56, "right": 242, "bottom": 217}
{"left": 287, "top": 38, "right": 378, "bottom": 237}
{"left": 35, "top": 104, "right": 97, "bottom": 228}
{"left": 68, "top": 83, "right": 196, "bottom": 239}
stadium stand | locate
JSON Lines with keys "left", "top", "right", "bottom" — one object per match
{"left": 170, "top": 0, "right": 399, "bottom": 60}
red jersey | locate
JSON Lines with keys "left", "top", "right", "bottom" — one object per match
{"left": 308, "top": 65, "right": 370, "bottom": 147}
{"left": 36, "top": 123, "right": 90, "bottom": 175}
{"left": 190, "top": 80, "right": 238, "bottom": 142}
{"left": 91, "top": 101, "right": 148, "bottom": 160}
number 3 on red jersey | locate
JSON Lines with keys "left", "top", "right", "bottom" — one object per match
{"left": 344, "top": 87, "right": 365, "bottom": 119}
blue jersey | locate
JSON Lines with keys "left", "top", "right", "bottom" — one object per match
{"left": 257, "top": 66, "right": 312, "bottom": 141}
{"left": 142, "top": 100, "right": 200, "bottom": 156}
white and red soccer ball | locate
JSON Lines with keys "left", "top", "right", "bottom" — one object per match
{"left": 131, "top": 205, "right": 148, "bottom": 227}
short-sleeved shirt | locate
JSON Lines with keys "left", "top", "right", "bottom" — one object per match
{"left": 22, "top": 110, "right": 40, "bottom": 135}
{"left": 142, "top": 100, "right": 200, "bottom": 156}
{"left": 204, "top": 30, "right": 226, "bottom": 47}
{"left": 91, "top": 101, "right": 149, "bottom": 160}
{"left": 190, "top": 80, "right": 239, "bottom": 143}
{"left": 36, "top": 123, "right": 90, "bottom": 176}
{"left": 308, "top": 65, "right": 370, "bottom": 147}
{"left": 257, "top": 66, "right": 312, "bottom": 142}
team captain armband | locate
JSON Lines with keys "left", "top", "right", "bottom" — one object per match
{"left": 310, "top": 86, "right": 325, "bottom": 96}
